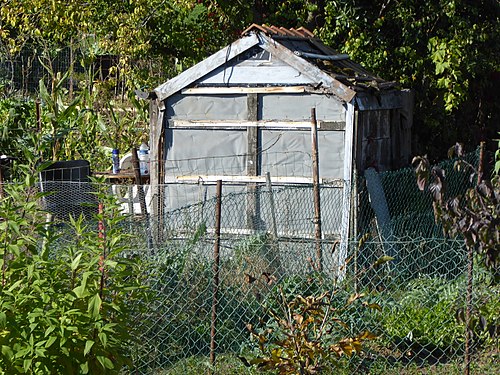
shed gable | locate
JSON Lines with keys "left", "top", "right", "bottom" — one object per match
{"left": 194, "top": 45, "right": 316, "bottom": 86}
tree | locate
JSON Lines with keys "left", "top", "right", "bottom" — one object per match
{"left": 319, "top": 0, "right": 500, "bottom": 158}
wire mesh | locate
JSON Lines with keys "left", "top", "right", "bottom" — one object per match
{"left": 10, "top": 148, "right": 496, "bottom": 374}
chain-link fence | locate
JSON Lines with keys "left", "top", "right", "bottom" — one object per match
{"left": 17, "top": 149, "right": 498, "bottom": 373}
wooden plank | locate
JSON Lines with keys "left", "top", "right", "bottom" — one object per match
{"left": 171, "top": 175, "right": 325, "bottom": 184}
{"left": 171, "top": 119, "right": 313, "bottom": 129}
{"left": 171, "top": 119, "right": 343, "bottom": 130}
{"left": 154, "top": 34, "right": 259, "bottom": 101}
{"left": 247, "top": 93, "right": 259, "bottom": 173}
{"left": 319, "top": 121, "right": 345, "bottom": 131}
{"left": 338, "top": 101, "right": 355, "bottom": 280}
{"left": 149, "top": 98, "right": 159, "bottom": 200}
{"left": 182, "top": 86, "right": 307, "bottom": 95}
{"left": 247, "top": 93, "right": 259, "bottom": 230}
{"left": 148, "top": 98, "right": 162, "bottom": 245}
{"left": 311, "top": 108, "right": 323, "bottom": 272}
{"left": 259, "top": 34, "right": 356, "bottom": 103}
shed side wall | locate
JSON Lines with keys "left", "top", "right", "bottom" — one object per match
{"left": 161, "top": 92, "right": 347, "bottom": 236}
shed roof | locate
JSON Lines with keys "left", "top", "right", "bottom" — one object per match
{"left": 241, "top": 24, "right": 397, "bottom": 92}
{"left": 154, "top": 24, "right": 398, "bottom": 103}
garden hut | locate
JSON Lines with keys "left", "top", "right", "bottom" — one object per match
{"left": 147, "top": 24, "right": 413, "bottom": 262}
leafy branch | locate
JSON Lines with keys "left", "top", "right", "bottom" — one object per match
{"left": 413, "top": 144, "right": 499, "bottom": 273}
{"left": 241, "top": 287, "right": 378, "bottom": 374}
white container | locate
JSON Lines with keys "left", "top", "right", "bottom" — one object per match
{"left": 138, "top": 143, "right": 150, "bottom": 175}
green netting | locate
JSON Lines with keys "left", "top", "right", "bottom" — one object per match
{"left": 357, "top": 149, "right": 479, "bottom": 238}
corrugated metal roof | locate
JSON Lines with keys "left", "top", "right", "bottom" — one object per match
{"left": 241, "top": 24, "right": 397, "bottom": 92}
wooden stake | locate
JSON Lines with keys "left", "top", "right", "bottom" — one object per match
{"left": 311, "top": 108, "right": 322, "bottom": 272}
{"left": 132, "top": 147, "right": 153, "bottom": 250}
{"left": 210, "top": 180, "right": 222, "bottom": 367}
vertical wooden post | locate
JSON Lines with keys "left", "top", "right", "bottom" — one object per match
{"left": 246, "top": 93, "right": 259, "bottom": 230}
{"left": 265, "top": 172, "right": 278, "bottom": 239}
{"left": 210, "top": 180, "right": 222, "bottom": 367}
{"left": 131, "top": 147, "right": 147, "bottom": 216}
{"left": 311, "top": 108, "right": 322, "bottom": 272}
{"left": 148, "top": 98, "right": 162, "bottom": 245}
{"left": 131, "top": 147, "right": 153, "bottom": 250}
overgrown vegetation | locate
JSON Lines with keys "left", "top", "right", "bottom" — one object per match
{"left": 0, "top": 168, "right": 151, "bottom": 373}
{"left": 0, "top": 67, "right": 148, "bottom": 172}
{"left": 0, "top": 2, "right": 499, "bottom": 373}
{"left": 413, "top": 144, "right": 499, "bottom": 276}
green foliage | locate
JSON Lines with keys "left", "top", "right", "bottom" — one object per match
{"left": 158, "top": 353, "right": 266, "bottom": 375}
{"left": 382, "top": 277, "right": 464, "bottom": 351}
{"left": 37, "top": 64, "right": 81, "bottom": 160}
{"left": 0, "top": 97, "right": 36, "bottom": 167}
{"left": 0, "top": 168, "right": 151, "bottom": 374}
{"left": 413, "top": 145, "right": 499, "bottom": 273}
{"left": 381, "top": 272, "right": 499, "bottom": 358}
{"left": 319, "top": 0, "right": 499, "bottom": 156}
{"left": 135, "top": 235, "right": 265, "bottom": 368}
{"left": 0, "top": 60, "right": 149, "bottom": 173}
{"left": 241, "top": 286, "right": 378, "bottom": 374}
{"left": 2, "top": 0, "right": 498, "bottom": 160}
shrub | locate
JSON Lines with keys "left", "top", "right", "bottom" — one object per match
{"left": 241, "top": 281, "right": 379, "bottom": 374}
{"left": 0, "top": 171, "right": 150, "bottom": 374}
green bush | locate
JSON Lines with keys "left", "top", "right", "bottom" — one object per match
{"left": 0, "top": 171, "right": 151, "bottom": 374}
{"left": 241, "top": 284, "right": 379, "bottom": 374}
{"left": 381, "top": 276, "right": 464, "bottom": 356}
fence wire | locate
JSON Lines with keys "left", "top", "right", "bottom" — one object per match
{"left": 7, "top": 148, "right": 497, "bottom": 374}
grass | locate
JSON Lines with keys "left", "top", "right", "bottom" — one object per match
{"left": 152, "top": 348, "right": 499, "bottom": 375}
